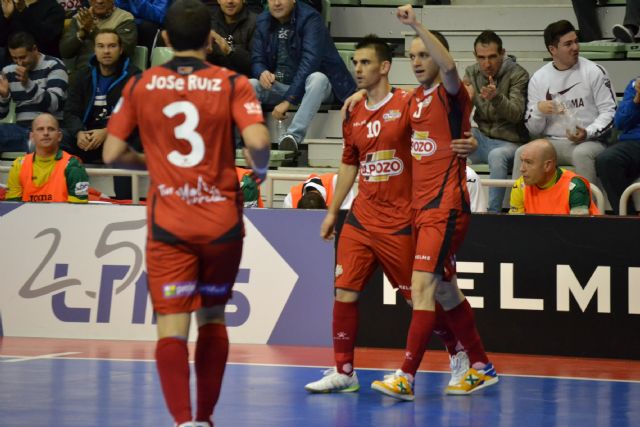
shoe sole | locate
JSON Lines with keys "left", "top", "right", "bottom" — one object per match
{"left": 279, "top": 140, "right": 298, "bottom": 152}
{"left": 371, "top": 383, "right": 415, "bottom": 401}
{"left": 445, "top": 375, "right": 500, "bottom": 395}
{"left": 613, "top": 25, "right": 635, "bottom": 43}
{"left": 304, "top": 384, "right": 360, "bottom": 393}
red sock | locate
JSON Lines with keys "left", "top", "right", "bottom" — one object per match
{"left": 401, "top": 310, "right": 436, "bottom": 377}
{"left": 156, "top": 337, "right": 192, "bottom": 424}
{"left": 195, "top": 323, "right": 229, "bottom": 424}
{"left": 333, "top": 300, "right": 358, "bottom": 375}
{"left": 444, "top": 299, "right": 489, "bottom": 365}
{"left": 433, "top": 302, "right": 462, "bottom": 356}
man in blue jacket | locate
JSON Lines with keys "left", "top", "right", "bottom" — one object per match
{"left": 63, "top": 29, "right": 141, "bottom": 164}
{"left": 596, "top": 77, "right": 640, "bottom": 215}
{"left": 251, "top": 0, "right": 356, "bottom": 151}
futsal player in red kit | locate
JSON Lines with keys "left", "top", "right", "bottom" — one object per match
{"left": 304, "top": 35, "right": 415, "bottom": 393}
{"left": 103, "top": 0, "right": 270, "bottom": 425}
{"left": 371, "top": 5, "right": 498, "bottom": 401}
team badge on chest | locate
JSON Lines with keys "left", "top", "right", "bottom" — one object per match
{"left": 411, "top": 130, "right": 437, "bottom": 160}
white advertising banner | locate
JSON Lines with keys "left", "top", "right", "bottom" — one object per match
{"left": 0, "top": 203, "right": 323, "bottom": 344}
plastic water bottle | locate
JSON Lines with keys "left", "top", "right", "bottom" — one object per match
{"left": 276, "top": 119, "right": 285, "bottom": 143}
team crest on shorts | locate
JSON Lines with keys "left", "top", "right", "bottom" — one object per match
{"left": 335, "top": 264, "right": 343, "bottom": 277}
{"left": 411, "top": 131, "right": 437, "bottom": 160}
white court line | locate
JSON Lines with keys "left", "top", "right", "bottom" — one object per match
{"left": 1, "top": 352, "right": 81, "bottom": 363}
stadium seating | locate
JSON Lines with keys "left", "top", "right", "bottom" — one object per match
{"left": 150, "top": 47, "right": 174, "bottom": 67}
{"left": 131, "top": 45, "right": 149, "bottom": 71}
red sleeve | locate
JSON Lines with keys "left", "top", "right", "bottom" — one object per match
{"left": 231, "top": 75, "right": 265, "bottom": 132}
{"left": 107, "top": 77, "right": 138, "bottom": 141}
{"left": 341, "top": 112, "right": 359, "bottom": 166}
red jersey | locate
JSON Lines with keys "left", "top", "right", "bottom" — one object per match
{"left": 342, "top": 88, "right": 413, "bottom": 233}
{"left": 107, "top": 57, "right": 264, "bottom": 243}
{"left": 409, "top": 83, "right": 472, "bottom": 211}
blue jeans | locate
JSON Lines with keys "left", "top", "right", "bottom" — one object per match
{"left": 0, "top": 123, "right": 29, "bottom": 152}
{"left": 250, "top": 72, "right": 333, "bottom": 143}
{"left": 468, "top": 127, "right": 519, "bottom": 212}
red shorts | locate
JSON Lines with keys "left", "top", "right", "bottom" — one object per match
{"left": 413, "top": 208, "right": 469, "bottom": 281}
{"left": 146, "top": 238, "right": 243, "bottom": 314}
{"left": 335, "top": 222, "right": 413, "bottom": 300}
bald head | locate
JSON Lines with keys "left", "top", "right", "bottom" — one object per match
{"left": 525, "top": 139, "right": 557, "bottom": 163}
{"left": 30, "top": 113, "right": 62, "bottom": 157}
{"left": 31, "top": 113, "right": 59, "bottom": 131}
{"left": 519, "top": 139, "right": 557, "bottom": 186}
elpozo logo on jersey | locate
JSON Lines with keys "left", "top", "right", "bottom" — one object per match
{"left": 411, "top": 130, "right": 437, "bottom": 160}
{"left": 360, "top": 149, "right": 404, "bottom": 182}
{"left": 383, "top": 109, "right": 401, "bottom": 122}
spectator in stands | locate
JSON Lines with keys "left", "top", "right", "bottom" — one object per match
{"left": 60, "top": 0, "right": 137, "bottom": 79}
{"left": 466, "top": 165, "right": 487, "bottom": 213}
{"left": 283, "top": 173, "right": 355, "bottom": 209}
{"left": 463, "top": 30, "right": 529, "bottom": 213}
{"left": 571, "top": 0, "right": 640, "bottom": 43}
{"left": 0, "top": 32, "right": 68, "bottom": 152}
{"left": 115, "top": 0, "right": 171, "bottom": 54}
{"left": 251, "top": 0, "right": 356, "bottom": 151}
{"left": 0, "top": 0, "right": 65, "bottom": 67}
{"left": 513, "top": 20, "right": 616, "bottom": 187}
{"left": 5, "top": 113, "right": 89, "bottom": 203}
{"left": 509, "top": 139, "right": 599, "bottom": 215}
{"left": 595, "top": 76, "right": 640, "bottom": 215}
{"left": 208, "top": 0, "right": 256, "bottom": 77}
{"left": 63, "top": 29, "right": 141, "bottom": 164}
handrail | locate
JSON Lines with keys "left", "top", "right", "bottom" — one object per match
{"left": 619, "top": 183, "right": 640, "bottom": 216}
{"left": 0, "top": 165, "right": 611, "bottom": 213}
{"left": 0, "top": 165, "right": 148, "bottom": 203}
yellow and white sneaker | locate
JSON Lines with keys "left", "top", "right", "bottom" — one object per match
{"left": 445, "top": 363, "right": 499, "bottom": 395}
{"left": 371, "top": 369, "right": 415, "bottom": 401}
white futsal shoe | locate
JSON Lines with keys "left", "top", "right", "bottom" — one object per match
{"left": 305, "top": 367, "right": 360, "bottom": 393}
{"left": 448, "top": 351, "right": 470, "bottom": 388}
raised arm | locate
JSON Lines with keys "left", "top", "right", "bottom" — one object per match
{"left": 397, "top": 4, "right": 459, "bottom": 94}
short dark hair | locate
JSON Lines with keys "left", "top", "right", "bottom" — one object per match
{"left": 297, "top": 191, "right": 327, "bottom": 209}
{"left": 94, "top": 28, "right": 122, "bottom": 46}
{"left": 7, "top": 32, "right": 36, "bottom": 51}
{"left": 474, "top": 30, "right": 503, "bottom": 53}
{"left": 544, "top": 20, "right": 576, "bottom": 52}
{"left": 164, "top": 0, "right": 212, "bottom": 52}
{"left": 415, "top": 30, "right": 449, "bottom": 52}
{"left": 355, "top": 34, "right": 393, "bottom": 63}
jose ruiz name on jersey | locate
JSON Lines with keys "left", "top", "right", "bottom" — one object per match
{"left": 145, "top": 75, "right": 223, "bottom": 92}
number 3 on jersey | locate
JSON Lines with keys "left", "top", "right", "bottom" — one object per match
{"left": 163, "top": 101, "right": 205, "bottom": 168}
{"left": 366, "top": 120, "right": 381, "bottom": 138}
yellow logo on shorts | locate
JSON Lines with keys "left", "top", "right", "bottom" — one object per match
{"left": 335, "top": 264, "right": 343, "bottom": 277}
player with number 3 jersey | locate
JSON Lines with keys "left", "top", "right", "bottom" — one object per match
{"left": 104, "top": 1, "right": 270, "bottom": 426}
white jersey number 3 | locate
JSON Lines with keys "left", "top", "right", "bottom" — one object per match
{"left": 163, "top": 101, "right": 205, "bottom": 168}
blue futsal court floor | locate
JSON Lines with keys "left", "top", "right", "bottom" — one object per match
{"left": 1, "top": 346, "right": 639, "bottom": 427}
